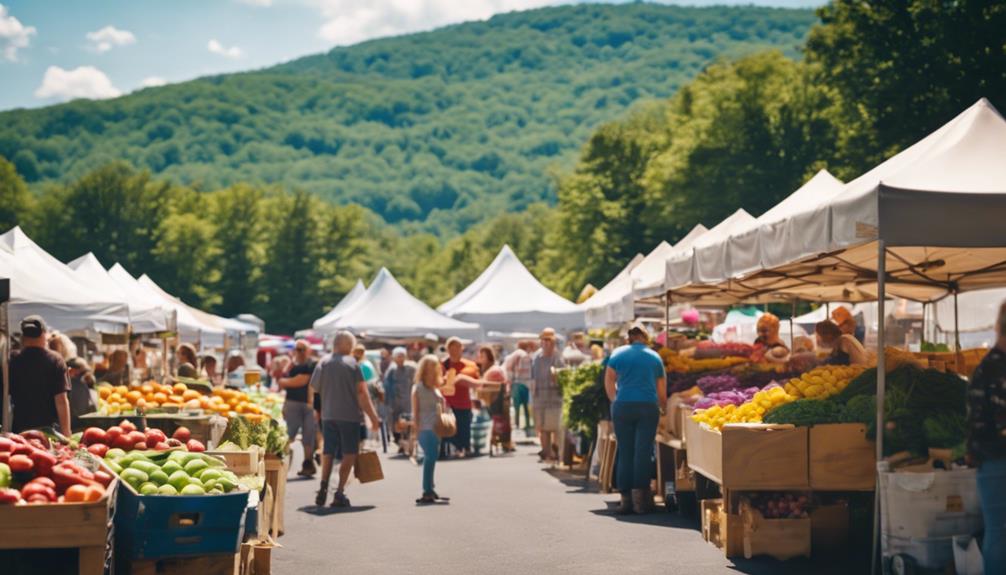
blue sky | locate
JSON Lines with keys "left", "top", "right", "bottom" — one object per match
{"left": 0, "top": 0, "right": 822, "bottom": 111}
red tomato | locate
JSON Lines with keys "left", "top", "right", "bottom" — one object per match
{"left": 87, "top": 444, "right": 109, "bottom": 458}
{"left": 172, "top": 427, "right": 191, "bottom": 442}
{"left": 144, "top": 428, "right": 167, "bottom": 448}
{"left": 103, "top": 426, "right": 123, "bottom": 446}
{"left": 119, "top": 420, "right": 137, "bottom": 433}
{"left": 185, "top": 439, "right": 205, "bottom": 453}
{"left": 8, "top": 454, "right": 33, "bottom": 473}
{"left": 81, "top": 427, "right": 107, "bottom": 446}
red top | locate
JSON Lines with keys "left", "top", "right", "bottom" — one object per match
{"left": 442, "top": 357, "right": 479, "bottom": 410}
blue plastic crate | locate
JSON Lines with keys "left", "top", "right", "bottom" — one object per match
{"left": 114, "top": 481, "right": 249, "bottom": 561}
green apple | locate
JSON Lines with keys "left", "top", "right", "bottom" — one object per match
{"left": 157, "top": 484, "right": 178, "bottom": 495}
{"left": 148, "top": 469, "right": 170, "bottom": 486}
{"left": 183, "top": 458, "right": 208, "bottom": 476}
{"left": 121, "top": 468, "right": 149, "bottom": 490}
{"left": 161, "top": 460, "right": 183, "bottom": 475}
{"left": 167, "top": 470, "right": 191, "bottom": 491}
{"left": 180, "top": 484, "right": 206, "bottom": 495}
{"left": 139, "top": 482, "right": 159, "bottom": 495}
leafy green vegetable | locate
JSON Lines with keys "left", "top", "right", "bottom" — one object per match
{"left": 764, "top": 399, "right": 844, "bottom": 426}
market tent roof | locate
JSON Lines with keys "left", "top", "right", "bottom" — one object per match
{"left": 665, "top": 210, "right": 756, "bottom": 291}
{"left": 437, "top": 245, "right": 584, "bottom": 333}
{"left": 135, "top": 272, "right": 226, "bottom": 347}
{"left": 673, "top": 99, "right": 1006, "bottom": 305}
{"left": 0, "top": 227, "right": 129, "bottom": 334}
{"left": 331, "top": 268, "right": 481, "bottom": 339}
{"left": 582, "top": 253, "right": 644, "bottom": 328}
{"left": 633, "top": 224, "right": 708, "bottom": 300}
{"left": 68, "top": 253, "right": 168, "bottom": 333}
{"left": 312, "top": 279, "right": 366, "bottom": 334}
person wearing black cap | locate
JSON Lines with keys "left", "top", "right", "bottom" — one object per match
{"left": 604, "top": 323, "right": 666, "bottom": 514}
{"left": 9, "top": 315, "right": 72, "bottom": 435}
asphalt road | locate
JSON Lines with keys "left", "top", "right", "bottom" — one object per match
{"left": 273, "top": 435, "right": 867, "bottom": 575}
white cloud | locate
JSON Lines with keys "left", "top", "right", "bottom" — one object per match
{"left": 311, "top": 0, "right": 554, "bottom": 46}
{"left": 0, "top": 3, "right": 36, "bottom": 61}
{"left": 207, "top": 38, "right": 242, "bottom": 59}
{"left": 236, "top": 0, "right": 272, "bottom": 6}
{"left": 140, "top": 76, "right": 167, "bottom": 88}
{"left": 86, "top": 25, "right": 136, "bottom": 53}
{"left": 34, "top": 65, "right": 121, "bottom": 101}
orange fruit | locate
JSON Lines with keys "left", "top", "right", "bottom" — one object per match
{"left": 126, "top": 390, "right": 142, "bottom": 404}
{"left": 169, "top": 394, "right": 184, "bottom": 404}
{"left": 98, "top": 386, "right": 112, "bottom": 399}
{"left": 172, "top": 383, "right": 187, "bottom": 395}
{"left": 140, "top": 384, "right": 154, "bottom": 395}
{"left": 181, "top": 389, "right": 200, "bottom": 402}
{"left": 153, "top": 392, "right": 168, "bottom": 404}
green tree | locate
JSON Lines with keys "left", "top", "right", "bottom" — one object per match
{"left": 805, "top": 0, "right": 1006, "bottom": 176}
{"left": 0, "top": 156, "right": 32, "bottom": 231}
{"left": 210, "top": 184, "right": 265, "bottom": 317}
{"left": 150, "top": 212, "right": 221, "bottom": 309}
{"left": 259, "top": 190, "right": 323, "bottom": 333}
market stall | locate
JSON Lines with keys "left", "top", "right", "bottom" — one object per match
{"left": 69, "top": 253, "right": 170, "bottom": 335}
{"left": 438, "top": 244, "right": 584, "bottom": 335}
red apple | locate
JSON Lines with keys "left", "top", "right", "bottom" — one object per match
{"left": 104, "top": 426, "right": 123, "bottom": 446}
{"left": 171, "top": 427, "right": 191, "bottom": 443}
{"left": 185, "top": 439, "right": 205, "bottom": 453}
{"left": 144, "top": 429, "right": 167, "bottom": 448}
{"left": 166, "top": 438, "right": 183, "bottom": 447}
{"left": 113, "top": 434, "right": 136, "bottom": 451}
{"left": 81, "top": 427, "right": 107, "bottom": 446}
{"left": 87, "top": 444, "right": 109, "bottom": 458}
{"left": 134, "top": 442, "right": 148, "bottom": 451}
{"left": 119, "top": 419, "right": 137, "bottom": 433}
{"left": 153, "top": 442, "right": 170, "bottom": 451}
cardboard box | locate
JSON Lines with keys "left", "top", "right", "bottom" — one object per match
{"left": 809, "top": 423, "right": 875, "bottom": 491}
{"left": 684, "top": 417, "right": 809, "bottom": 490}
{"left": 879, "top": 469, "right": 983, "bottom": 540}
{"left": 810, "top": 503, "right": 849, "bottom": 555}
{"left": 740, "top": 501, "right": 812, "bottom": 561}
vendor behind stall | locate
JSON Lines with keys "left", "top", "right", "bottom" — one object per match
{"left": 67, "top": 357, "right": 97, "bottom": 430}
{"left": 815, "top": 320, "right": 868, "bottom": 366}
{"left": 831, "top": 306, "right": 864, "bottom": 343}
{"left": 751, "top": 313, "right": 789, "bottom": 362}
{"left": 9, "top": 315, "right": 72, "bottom": 435}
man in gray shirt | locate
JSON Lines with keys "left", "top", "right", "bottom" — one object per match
{"left": 310, "top": 330, "right": 381, "bottom": 507}
{"left": 383, "top": 347, "right": 417, "bottom": 453}
{"left": 532, "top": 327, "right": 564, "bottom": 463}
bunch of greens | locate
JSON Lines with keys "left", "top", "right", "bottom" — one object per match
{"left": 221, "top": 415, "right": 288, "bottom": 456}
{"left": 558, "top": 364, "right": 606, "bottom": 439}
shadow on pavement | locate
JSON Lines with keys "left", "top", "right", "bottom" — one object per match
{"left": 298, "top": 504, "right": 376, "bottom": 516}
{"left": 588, "top": 501, "right": 698, "bottom": 530}
{"left": 544, "top": 467, "right": 597, "bottom": 495}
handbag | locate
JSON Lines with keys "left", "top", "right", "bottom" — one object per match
{"left": 434, "top": 399, "right": 458, "bottom": 439}
{"left": 354, "top": 449, "right": 384, "bottom": 483}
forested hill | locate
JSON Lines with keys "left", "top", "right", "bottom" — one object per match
{"left": 0, "top": 3, "right": 816, "bottom": 235}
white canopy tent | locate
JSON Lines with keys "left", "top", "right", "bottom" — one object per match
{"left": 135, "top": 273, "right": 226, "bottom": 348}
{"left": 582, "top": 253, "right": 644, "bottom": 328}
{"left": 312, "top": 279, "right": 367, "bottom": 334}
{"left": 633, "top": 224, "right": 708, "bottom": 300}
{"left": 0, "top": 227, "right": 129, "bottom": 335}
{"left": 68, "top": 253, "right": 169, "bottom": 334}
{"left": 438, "top": 245, "right": 584, "bottom": 334}
{"left": 329, "top": 268, "right": 481, "bottom": 339}
{"left": 665, "top": 209, "right": 756, "bottom": 292}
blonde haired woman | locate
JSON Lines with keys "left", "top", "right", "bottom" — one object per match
{"left": 412, "top": 354, "right": 448, "bottom": 504}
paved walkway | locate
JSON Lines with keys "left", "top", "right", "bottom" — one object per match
{"left": 273, "top": 438, "right": 863, "bottom": 575}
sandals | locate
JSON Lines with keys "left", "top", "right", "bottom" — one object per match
{"left": 416, "top": 493, "right": 437, "bottom": 504}
{"left": 330, "top": 491, "right": 351, "bottom": 508}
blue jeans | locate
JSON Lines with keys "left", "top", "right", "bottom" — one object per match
{"left": 418, "top": 430, "right": 439, "bottom": 494}
{"left": 978, "top": 458, "right": 1006, "bottom": 575}
{"left": 611, "top": 401, "right": 659, "bottom": 495}
{"left": 451, "top": 408, "right": 472, "bottom": 452}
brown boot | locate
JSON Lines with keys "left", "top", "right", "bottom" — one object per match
{"left": 615, "top": 493, "right": 633, "bottom": 515}
{"left": 631, "top": 488, "right": 652, "bottom": 514}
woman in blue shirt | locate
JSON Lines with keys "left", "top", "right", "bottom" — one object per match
{"left": 604, "top": 325, "right": 666, "bottom": 515}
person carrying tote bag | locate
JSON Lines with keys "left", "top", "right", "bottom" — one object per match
{"left": 412, "top": 355, "right": 453, "bottom": 505}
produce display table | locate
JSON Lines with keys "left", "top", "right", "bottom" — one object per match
{"left": 808, "top": 423, "right": 875, "bottom": 491}
{"left": 145, "top": 413, "right": 214, "bottom": 445}
{"left": 206, "top": 447, "right": 265, "bottom": 478}
{"left": 684, "top": 418, "right": 810, "bottom": 491}
{"left": 0, "top": 480, "right": 119, "bottom": 575}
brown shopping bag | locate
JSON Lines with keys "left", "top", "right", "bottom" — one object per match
{"left": 354, "top": 450, "right": 384, "bottom": 483}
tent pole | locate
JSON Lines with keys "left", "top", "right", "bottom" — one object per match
{"left": 664, "top": 291, "right": 671, "bottom": 345}
{"left": 871, "top": 241, "right": 887, "bottom": 575}
{"left": 789, "top": 300, "right": 796, "bottom": 350}
{"left": 953, "top": 290, "right": 961, "bottom": 352}
{"left": 2, "top": 303, "right": 9, "bottom": 431}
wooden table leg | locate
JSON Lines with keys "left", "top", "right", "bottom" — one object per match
{"left": 78, "top": 545, "right": 106, "bottom": 575}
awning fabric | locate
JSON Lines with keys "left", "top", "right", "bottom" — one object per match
{"left": 313, "top": 279, "right": 366, "bottom": 334}
{"left": 135, "top": 272, "right": 226, "bottom": 347}
{"left": 634, "top": 224, "right": 708, "bottom": 300}
{"left": 332, "top": 268, "right": 481, "bottom": 339}
{"left": 68, "top": 253, "right": 168, "bottom": 333}
{"left": 0, "top": 227, "right": 129, "bottom": 334}
{"left": 437, "top": 245, "right": 584, "bottom": 334}
{"left": 582, "top": 253, "right": 644, "bottom": 328}
{"left": 665, "top": 210, "right": 756, "bottom": 291}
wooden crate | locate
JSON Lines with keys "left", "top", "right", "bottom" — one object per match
{"left": 700, "top": 497, "right": 744, "bottom": 557}
{"left": 809, "top": 423, "right": 876, "bottom": 491}
{"left": 0, "top": 480, "right": 118, "bottom": 575}
{"left": 811, "top": 502, "right": 850, "bottom": 555}
{"left": 264, "top": 456, "right": 287, "bottom": 538}
{"left": 126, "top": 552, "right": 237, "bottom": 575}
{"left": 684, "top": 417, "right": 809, "bottom": 490}
{"left": 740, "top": 501, "right": 812, "bottom": 561}
{"left": 238, "top": 542, "right": 275, "bottom": 575}
{"left": 205, "top": 447, "right": 264, "bottom": 478}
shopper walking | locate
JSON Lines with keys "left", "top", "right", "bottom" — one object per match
{"left": 441, "top": 337, "right": 479, "bottom": 458}
{"left": 276, "top": 339, "right": 318, "bottom": 477}
{"left": 531, "top": 328, "right": 563, "bottom": 462}
{"left": 504, "top": 340, "right": 534, "bottom": 433}
{"left": 10, "top": 315, "right": 72, "bottom": 436}
{"left": 967, "top": 301, "right": 1006, "bottom": 575}
{"left": 310, "top": 331, "right": 381, "bottom": 508}
{"left": 384, "top": 347, "right": 417, "bottom": 453}
{"left": 412, "top": 354, "right": 448, "bottom": 504}
{"left": 66, "top": 357, "right": 97, "bottom": 431}
{"left": 604, "top": 324, "right": 666, "bottom": 514}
